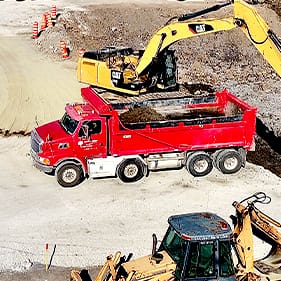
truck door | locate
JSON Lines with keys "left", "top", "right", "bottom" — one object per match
{"left": 76, "top": 119, "right": 107, "bottom": 158}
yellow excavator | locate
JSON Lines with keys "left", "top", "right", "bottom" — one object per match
{"left": 70, "top": 192, "right": 281, "bottom": 281}
{"left": 77, "top": 0, "right": 281, "bottom": 96}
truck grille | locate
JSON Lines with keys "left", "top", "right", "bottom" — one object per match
{"left": 30, "top": 129, "right": 42, "bottom": 153}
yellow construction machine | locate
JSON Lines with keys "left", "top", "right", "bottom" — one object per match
{"left": 70, "top": 192, "right": 281, "bottom": 281}
{"left": 77, "top": 0, "right": 281, "bottom": 95}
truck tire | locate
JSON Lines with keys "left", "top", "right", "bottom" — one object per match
{"left": 215, "top": 149, "right": 243, "bottom": 174}
{"left": 56, "top": 163, "right": 84, "bottom": 188}
{"left": 118, "top": 159, "right": 145, "bottom": 183}
{"left": 186, "top": 152, "right": 213, "bottom": 177}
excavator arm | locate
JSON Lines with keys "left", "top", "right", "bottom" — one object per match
{"left": 136, "top": 0, "right": 281, "bottom": 77}
{"left": 77, "top": 0, "right": 281, "bottom": 95}
{"left": 232, "top": 192, "right": 281, "bottom": 280}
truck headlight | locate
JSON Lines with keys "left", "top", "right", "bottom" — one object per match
{"left": 39, "top": 157, "right": 50, "bottom": 165}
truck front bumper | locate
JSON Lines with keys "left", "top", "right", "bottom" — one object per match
{"left": 30, "top": 150, "right": 54, "bottom": 174}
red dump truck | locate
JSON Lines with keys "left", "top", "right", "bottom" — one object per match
{"left": 30, "top": 87, "right": 256, "bottom": 187}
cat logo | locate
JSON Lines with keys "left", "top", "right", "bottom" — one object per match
{"left": 195, "top": 24, "right": 206, "bottom": 33}
{"left": 188, "top": 23, "right": 213, "bottom": 34}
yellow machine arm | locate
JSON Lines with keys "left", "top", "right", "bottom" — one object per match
{"left": 232, "top": 192, "right": 281, "bottom": 279}
{"left": 136, "top": 0, "right": 281, "bottom": 77}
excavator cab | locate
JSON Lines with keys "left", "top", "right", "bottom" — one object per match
{"left": 158, "top": 212, "right": 236, "bottom": 281}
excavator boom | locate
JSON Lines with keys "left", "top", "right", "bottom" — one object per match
{"left": 232, "top": 192, "right": 281, "bottom": 280}
{"left": 77, "top": 0, "right": 281, "bottom": 95}
{"left": 136, "top": 0, "right": 281, "bottom": 77}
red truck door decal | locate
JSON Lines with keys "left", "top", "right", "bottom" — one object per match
{"left": 76, "top": 119, "right": 107, "bottom": 158}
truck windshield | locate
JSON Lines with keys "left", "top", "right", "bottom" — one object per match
{"left": 60, "top": 113, "right": 79, "bottom": 134}
{"left": 159, "top": 227, "right": 187, "bottom": 264}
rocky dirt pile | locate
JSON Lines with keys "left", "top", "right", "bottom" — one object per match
{"left": 267, "top": 0, "right": 281, "bottom": 16}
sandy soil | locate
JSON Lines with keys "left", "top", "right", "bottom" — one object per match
{"left": 0, "top": 1, "right": 280, "bottom": 281}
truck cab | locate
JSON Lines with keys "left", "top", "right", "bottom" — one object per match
{"left": 30, "top": 102, "right": 108, "bottom": 187}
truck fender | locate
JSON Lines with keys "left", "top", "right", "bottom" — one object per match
{"left": 55, "top": 159, "right": 85, "bottom": 177}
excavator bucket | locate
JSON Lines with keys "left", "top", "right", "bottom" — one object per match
{"left": 255, "top": 246, "right": 281, "bottom": 277}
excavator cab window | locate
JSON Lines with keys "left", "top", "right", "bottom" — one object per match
{"left": 185, "top": 241, "right": 215, "bottom": 278}
{"left": 156, "top": 50, "right": 177, "bottom": 90}
{"left": 219, "top": 240, "right": 235, "bottom": 277}
{"left": 159, "top": 226, "right": 187, "bottom": 264}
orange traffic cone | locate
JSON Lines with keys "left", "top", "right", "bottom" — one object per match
{"left": 46, "top": 13, "right": 53, "bottom": 27}
{"left": 32, "top": 21, "right": 38, "bottom": 39}
{"left": 60, "top": 40, "right": 69, "bottom": 59}
{"left": 51, "top": 5, "right": 57, "bottom": 21}
{"left": 41, "top": 13, "right": 47, "bottom": 30}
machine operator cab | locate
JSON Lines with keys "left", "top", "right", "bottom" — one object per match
{"left": 158, "top": 212, "right": 236, "bottom": 281}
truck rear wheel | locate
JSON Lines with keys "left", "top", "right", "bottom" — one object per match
{"left": 57, "top": 163, "right": 84, "bottom": 188}
{"left": 118, "top": 159, "right": 145, "bottom": 183}
{"left": 186, "top": 152, "right": 213, "bottom": 177}
{"left": 215, "top": 149, "right": 243, "bottom": 174}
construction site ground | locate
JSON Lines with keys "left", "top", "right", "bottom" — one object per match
{"left": 0, "top": 0, "right": 280, "bottom": 280}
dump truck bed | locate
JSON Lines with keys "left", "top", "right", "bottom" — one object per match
{"left": 81, "top": 87, "right": 256, "bottom": 157}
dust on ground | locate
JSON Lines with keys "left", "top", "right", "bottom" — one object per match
{"left": 0, "top": 264, "right": 100, "bottom": 281}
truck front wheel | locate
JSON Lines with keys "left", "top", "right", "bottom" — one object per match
{"left": 186, "top": 152, "right": 213, "bottom": 177}
{"left": 118, "top": 159, "right": 145, "bottom": 183}
{"left": 215, "top": 149, "right": 243, "bottom": 174}
{"left": 56, "top": 164, "right": 84, "bottom": 188}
